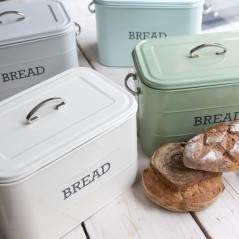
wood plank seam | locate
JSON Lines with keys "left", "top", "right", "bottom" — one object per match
{"left": 190, "top": 212, "right": 213, "bottom": 239}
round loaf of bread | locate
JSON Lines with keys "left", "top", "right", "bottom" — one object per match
{"left": 183, "top": 121, "right": 239, "bottom": 172}
{"left": 142, "top": 143, "right": 224, "bottom": 212}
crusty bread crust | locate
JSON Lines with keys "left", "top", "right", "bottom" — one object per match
{"left": 142, "top": 143, "right": 224, "bottom": 212}
{"left": 183, "top": 121, "right": 239, "bottom": 172}
{"left": 142, "top": 167, "right": 224, "bottom": 212}
{"left": 150, "top": 142, "right": 221, "bottom": 190}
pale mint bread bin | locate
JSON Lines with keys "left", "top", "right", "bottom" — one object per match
{"left": 125, "top": 31, "right": 239, "bottom": 156}
{"left": 0, "top": 0, "right": 80, "bottom": 101}
{"left": 89, "top": 0, "right": 206, "bottom": 67}
{"left": 0, "top": 68, "right": 138, "bottom": 239}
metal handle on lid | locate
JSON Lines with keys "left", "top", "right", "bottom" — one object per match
{"left": 26, "top": 97, "right": 66, "bottom": 124}
{"left": 189, "top": 43, "right": 227, "bottom": 58}
{"left": 0, "top": 11, "right": 25, "bottom": 24}
{"left": 74, "top": 22, "right": 81, "bottom": 36}
{"left": 203, "top": 0, "right": 212, "bottom": 14}
{"left": 88, "top": 2, "right": 95, "bottom": 13}
{"left": 125, "top": 73, "right": 140, "bottom": 96}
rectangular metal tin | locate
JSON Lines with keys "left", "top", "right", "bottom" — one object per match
{"left": 0, "top": 68, "right": 138, "bottom": 239}
{"left": 0, "top": 0, "right": 79, "bottom": 101}
{"left": 128, "top": 31, "right": 239, "bottom": 156}
{"left": 92, "top": 0, "right": 204, "bottom": 66}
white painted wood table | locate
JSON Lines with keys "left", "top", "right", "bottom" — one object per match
{"left": 1, "top": 0, "right": 239, "bottom": 239}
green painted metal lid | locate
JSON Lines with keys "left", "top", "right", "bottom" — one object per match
{"left": 94, "top": 0, "right": 203, "bottom": 8}
{"left": 132, "top": 31, "right": 239, "bottom": 90}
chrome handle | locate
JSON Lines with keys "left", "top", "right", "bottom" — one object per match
{"left": 26, "top": 97, "right": 66, "bottom": 124}
{"left": 0, "top": 11, "right": 25, "bottom": 24}
{"left": 189, "top": 43, "right": 227, "bottom": 58}
{"left": 74, "top": 22, "right": 81, "bottom": 36}
{"left": 203, "top": 0, "right": 212, "bottom": 14}
{"left": 125, "top": 73, "right": 140, "bottom": 96}
{"left": 88, "top": 2, "right": 95, "bottom": 13}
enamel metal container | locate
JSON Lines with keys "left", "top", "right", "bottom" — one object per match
{"left": 89, "top": 0, "right": 205, "bottom": 67}
{"left": 0, "top": 67, "right": 138, "bottom": 239}
{"left": 0, "top": 0, "right": 80, "bottom": 101}
{"left": 125, "top": 31, "right": 239, "bottom": 156}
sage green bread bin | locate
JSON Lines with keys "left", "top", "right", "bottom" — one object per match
{"left": 125, "top": 31, "right": 239, "bottom": 156}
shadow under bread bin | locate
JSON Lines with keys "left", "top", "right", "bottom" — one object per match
{"left": 125, "top": 31, "right": 239, "bottom": 156}
{"left": 0, "top": 0, "right": 80, "bottom": 101}
{"left": 88, "top": 0, "right": 206, "bottom": 67}
{"left": 0, "top": 67, "right": 138, "bottom": 239}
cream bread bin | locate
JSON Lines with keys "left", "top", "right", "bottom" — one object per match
{"left": 0, "top": 67, "right": 138, "bottom": 239}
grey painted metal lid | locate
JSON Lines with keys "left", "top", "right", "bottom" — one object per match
{"left": 132, "top": 31, "right": 239, "bottom": 90}
{"left": 94, "top": 0, "right": 204, "bottom": 8}
{"left": 0, "top": 0, "right": 73, "bottom": 46}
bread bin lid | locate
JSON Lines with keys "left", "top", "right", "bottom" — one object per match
{"left": 0, "top": 0, "right": 73, "bottom": 46}
{"left": 93, "top": 0, "right": 203, "bottom": 8}
{"left": 0, "top": 67, "right": 137, "bottom": 184}
{"left": 132, "top": 31, "right": 239, "bottom": 90}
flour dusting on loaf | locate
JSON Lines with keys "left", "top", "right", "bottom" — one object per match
{"left": 205, "top": 131, "right": 227, "bottom": 144}
{"left": 184, "top": 134, "right": 203, "bottom": 158}
{"left": 201, "top": 151, "right": 224, "bottom": 162}
{"left": 183, "top": 121, "right": 239, "bottom": 172}
{"left": 229, "top": 140, "right": 239, "bottom": 158}
{"left": 229, "top": 124, "right": 239, "bottom": 133}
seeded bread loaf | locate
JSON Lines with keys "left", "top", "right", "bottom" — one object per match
{"left": 183, "top": 121, "right": 239, "bottom": 172}
{"left": 142, "top": 143, "right": 224, "bottom": 212}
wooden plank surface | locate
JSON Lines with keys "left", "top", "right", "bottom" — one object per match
{"left": 193, "top": 173, "right": 239, "bottom": 239}
{"left": 60, "top": 224, "right": 87, "bottom": 239}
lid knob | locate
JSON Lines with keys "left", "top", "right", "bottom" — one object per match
{"left": 0, "top": 11, "right": 25, "bottom": 24}
{"left": 189, "top": 43, "right": 227, "bottom": 58}
{"left": 26, "top": 97, "right": 66, "bottom": 124}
